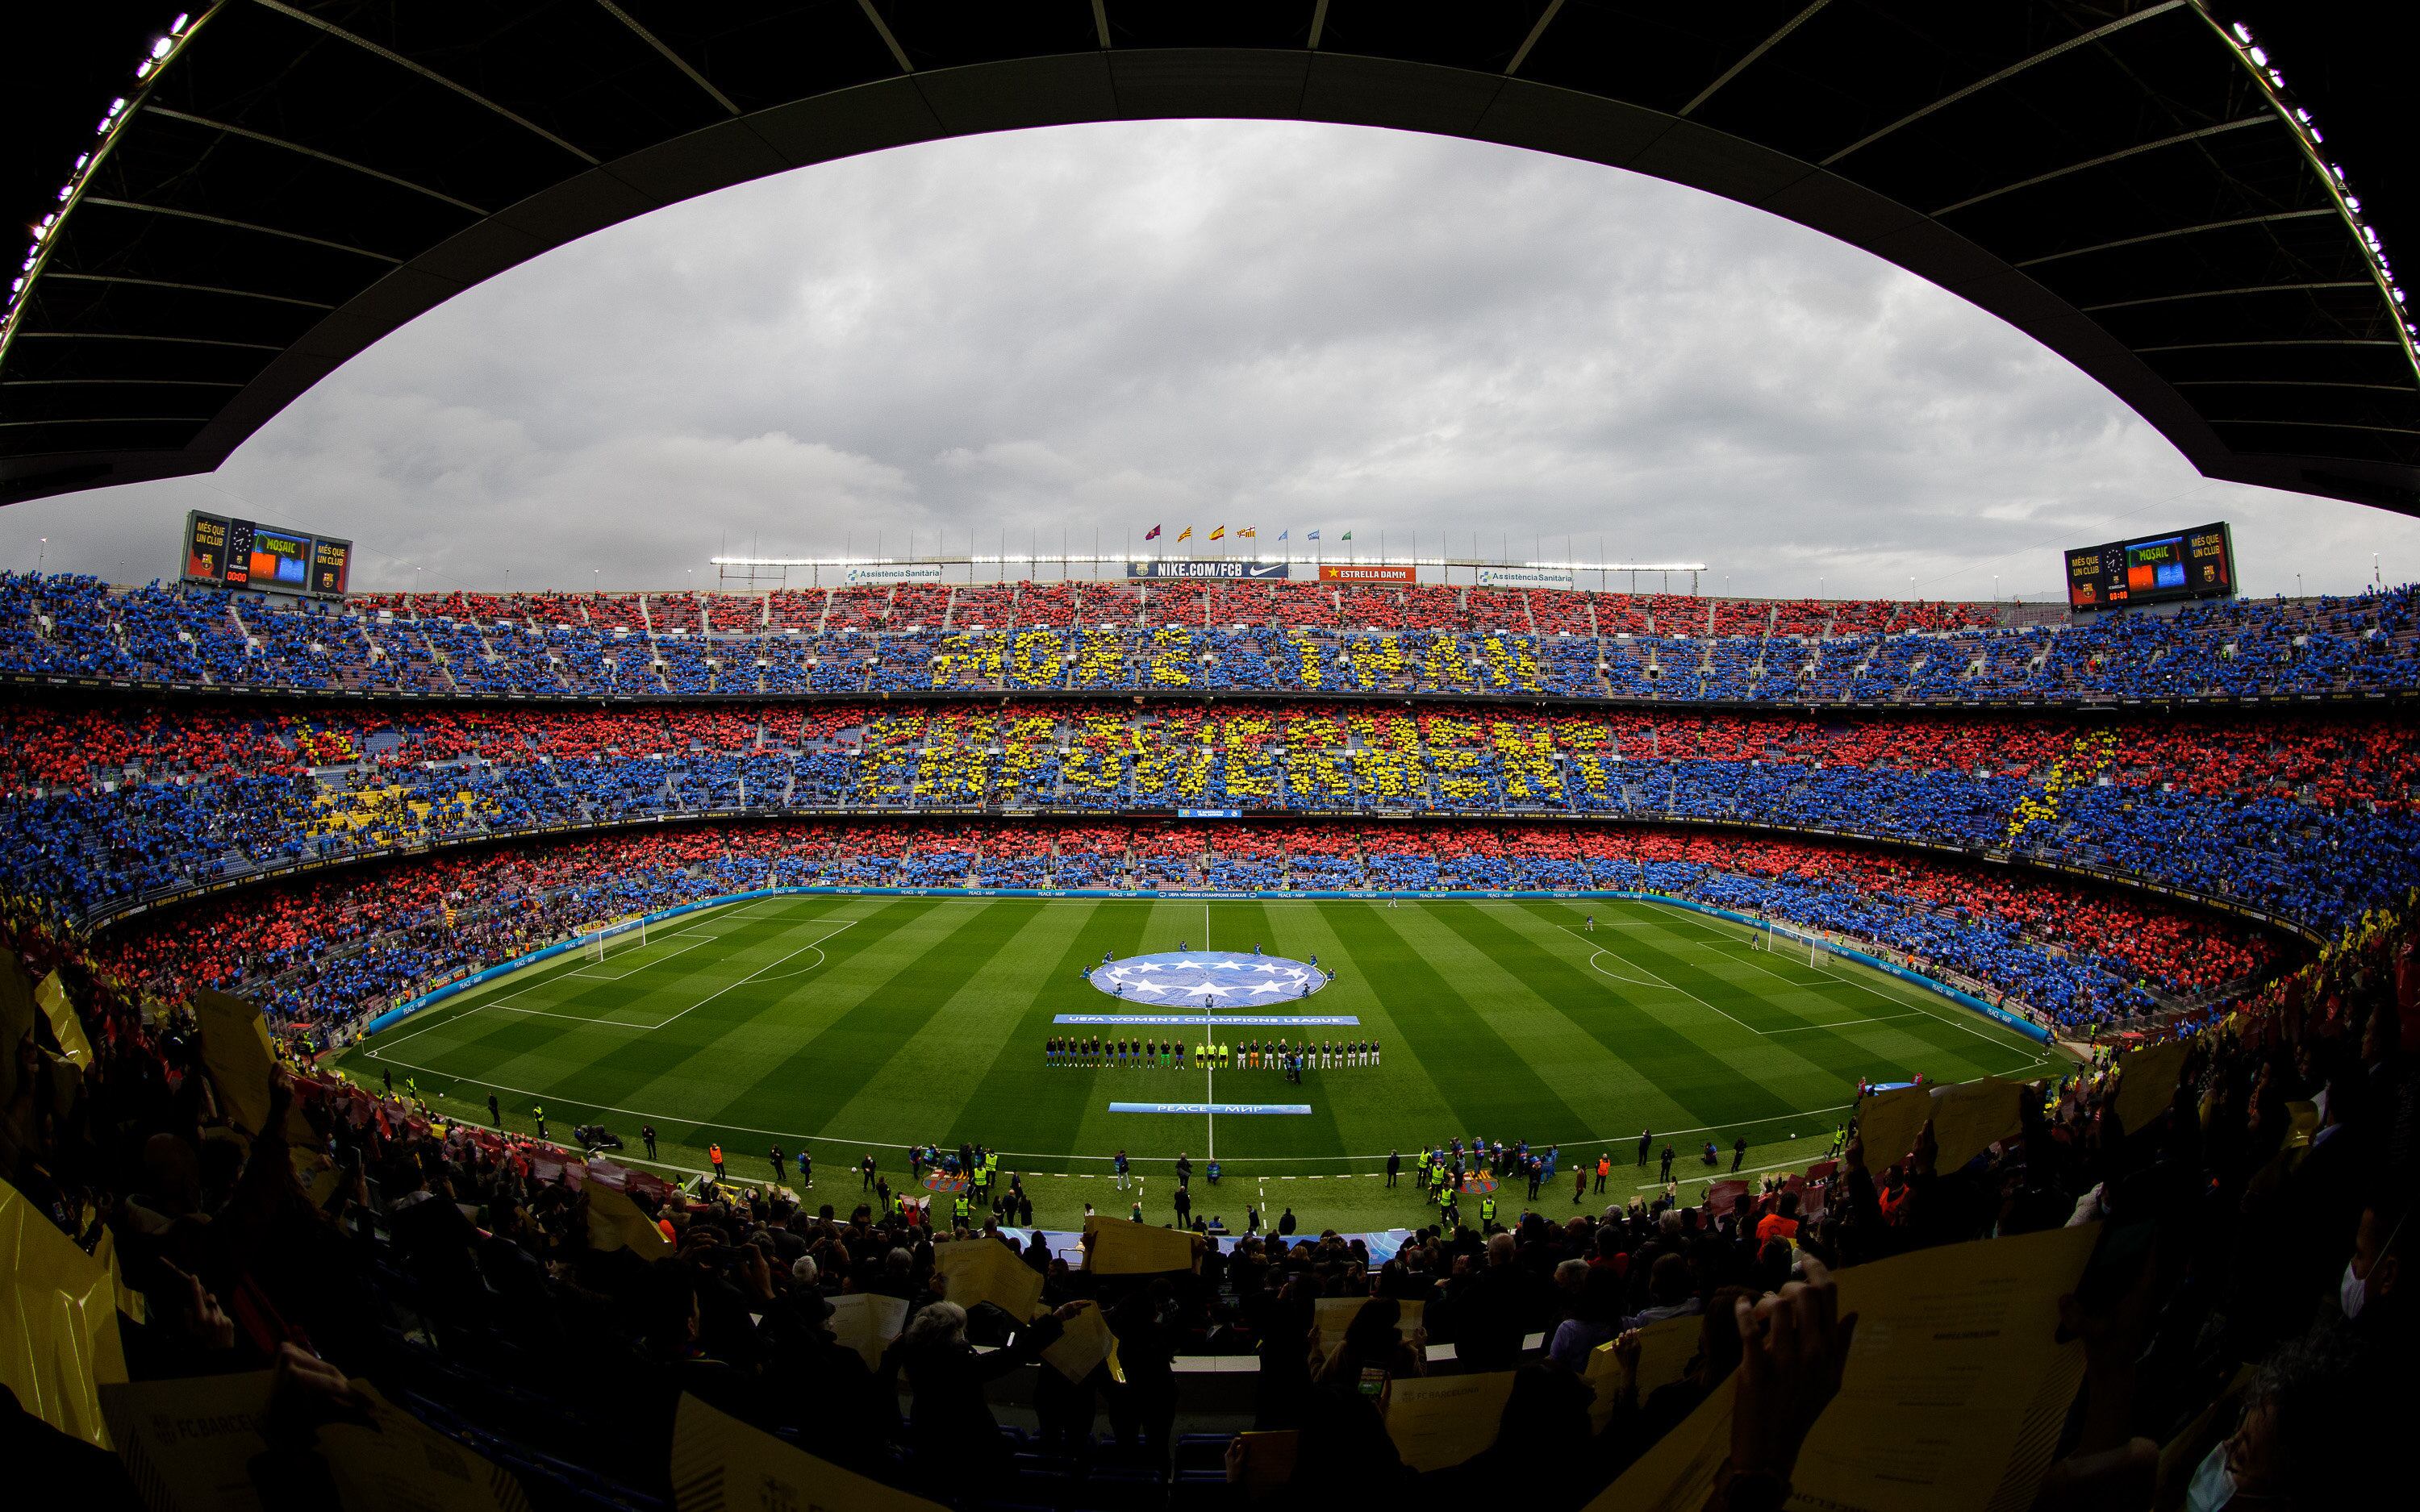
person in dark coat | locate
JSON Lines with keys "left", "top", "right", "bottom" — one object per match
{"left": 1106, "top": 1281, "right": 1182, "bottom": 1464}
{"left": 1453, "top": 1231, "right": 1553, "bottom": 1371}
{"left": 1291, "top": 1298, "right": 1425, "bottom": 1494}
{"left": 883, "top": 1298, "right": 1076, "bottom": 1482}
{"left": 760, "top": 1266, "right": 893, "bottom": 1472}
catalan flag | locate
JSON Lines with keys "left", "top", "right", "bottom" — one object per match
{"left": 1177, "top": 526, "right": 1192, "bottom": 543}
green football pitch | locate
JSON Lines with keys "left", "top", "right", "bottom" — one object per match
{"left": 336, "top": 893, "right": 2063, "bottom": 1234}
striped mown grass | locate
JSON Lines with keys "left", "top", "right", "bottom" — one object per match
{"left": 338, "top": 893, "right": 2060, "bottom": 1234}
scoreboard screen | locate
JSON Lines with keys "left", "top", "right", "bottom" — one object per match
{"left": 2064, "top": 522, "right": 2234, "bottom": 610}
{"left": 181, "top": 510, "right": 355, "bottom": 597}
{"left": 246, "top": 526, "right": 313, "bottom": 589}
{"left": 182, "top": 511, "right": 230, "bottom": 583}
{"left": 309, "top": 538, "right": 353, "bottom": 596}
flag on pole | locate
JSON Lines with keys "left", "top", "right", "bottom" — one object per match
{"left": 1308, "top": 530, "right": 1320, "bottom": 540}
{"left": 1210, "top": 526, "right": 1225, "bottom": 541}
{"left": 1238, "top": 526, "right": 1255, "bottom": 539}
{"left": 1144, "top": 525, "right": 1161, "bottom": 541}
{"left": 1278, "top": 530, "right": 1289, "bottom": 541}
{"left": 1341, "top": 531, "right": 1353, "bottom": 541}
{"left": 1177, "top": 526, "right": 1192, "bottom": 543}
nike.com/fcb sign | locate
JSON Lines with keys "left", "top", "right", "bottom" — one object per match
{"left": 1124, "top": 560, "right": 1291, "bottom": 580}
{"left": 1088, "top": 951, "right": 1327, "bottom": 1005}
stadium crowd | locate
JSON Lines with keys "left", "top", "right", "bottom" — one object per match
{"left": 2, "top": 696, "right": 2411, "bottom": 938}
{"left": 3, "top": 573, "right": 2414, "bottom": 1507}
{"left": 2, "top": 867, "right": 2409, "bottom": 1510}
{"left": 7, "top": 820, "right": 2276, "bottom": 1044}
{"left": 5, "top": 571, "right": 2418, "bottom": 703}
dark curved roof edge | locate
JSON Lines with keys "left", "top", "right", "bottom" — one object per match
{"left": 6, "top": 35, "right": 2414, "bottom": 511}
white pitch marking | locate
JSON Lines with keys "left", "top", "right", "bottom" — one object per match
{"left": 382, "top": 902, "right": 849, "bottom": 1042}
{"left": 1554, "top": 923, "right": 1764, "bottom": 1034}
{"left": 1626, "top": 898, "right": 2047, "bottom": 1063}
{"left": 568, "top": 927, "right": 724, "bottom": 981}
{"left": 649, "top": 919, "right": 858, "bottom": 1027}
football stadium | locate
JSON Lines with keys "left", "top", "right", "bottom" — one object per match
{"left": 1, "top": 6, "right": 2414, "bottom": 1511}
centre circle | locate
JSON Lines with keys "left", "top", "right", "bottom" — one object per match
{"left": 1087, "top": 950, "right": 1328, "bottom": 1006}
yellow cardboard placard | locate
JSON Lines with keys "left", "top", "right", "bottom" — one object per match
{"left": 1587, "top": 1377, "right": 1734, "bottom": 1511}
{"left": 826, "top": 1291, "right": 909, "bottom": 1371}
{"left": 101, "top": 1373, "right": 529, "bottom": 1512}
{"left": 1788, "top": 1224, "right": 2098, "bottom": 1511}
{"left": 190, "top": 990, "right": 309, "bottom": 1143}
{"left": 673, "top": 1393, "right": 945, "bottom": 1512}
{"left": 1082, "top": 1214, "right": 1203, "bottom": 1274}
{"left": 1313, "top": 1296, "right": 1425, "bottom": 1357}
{"left": 1634, "top": 1312, "right": 1701, "bottom": 1397}
{"left": 35, "top": 970, "right": 92, "bottom": 1065}
{"left": 1383, "top": 1370, "right": 1516, "bottom": 1473}
{"left": 319, "top": 1381, "right": 530, "bottom": 1512}
{"left": 585, "top": 1184, "right": 673, "bottom": 1260}
{"left": 1040, "top": 1297, "right": 1124, "bottom": 1384}
{"left": 1852, "top": 1085, "right": 1931, "bottom": 1173}
{"left": 0, "top": 1173, "right": 127, "bottom": 1447}
{"left": 2113, "top": 1038, "right": 2193, "bottom": 1134}
{"left": 1928, "top": 1077, "right": 2026, "bottom": 1173}
{"left": 1584, "top": 1339, "right": 1625, "bottom": 1434}
{"left": 1592, "top": 1226, "right": 2099, "bottom": 1512}
{"left": 933, "top": 1235, "right": 1043, "bottom": 1322}
{"left": 1583, "top": 1313, "right": 1698, "bottom": 1434}
{"left": 290, "top": 1148, "right": 344, "bottom": 1210}
{"left": 100, "top": 1368, "right": 277, "bottom": 1512}
{"left": 90, "top": 1227, "right": 146, "bottom": 1324}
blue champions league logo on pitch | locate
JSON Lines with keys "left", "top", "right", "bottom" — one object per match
{"left": 1088, "top": 951, "right": 1327, "bottom": 1006}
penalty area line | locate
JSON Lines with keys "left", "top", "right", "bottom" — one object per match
{"left": 1553, "top": 923, "right": 1766, "bottom": 1035}
{"left": 648, "top": 918, "right": 859, "bottom": 1027}
{"left": 1621, "top": 899, "right": 2053, "bottom": 1069}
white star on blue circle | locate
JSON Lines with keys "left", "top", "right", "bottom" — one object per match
{"left": 1087, "top": 951, "right": 1326, "bottom": 1005}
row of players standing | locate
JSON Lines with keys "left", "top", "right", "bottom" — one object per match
{"left": 1044, "top": 1035, "right": 1379, "bottom": 1068}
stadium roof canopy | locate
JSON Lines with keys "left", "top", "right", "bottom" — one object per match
{"left": 4, "top": 1, "right": 2415, "bottom": 511}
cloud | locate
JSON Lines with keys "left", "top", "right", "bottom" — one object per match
{"left": 2, "top": 119, "right": 2414, "bottom": 598}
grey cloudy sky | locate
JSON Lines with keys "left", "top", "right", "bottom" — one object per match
{"left": 5, "top": 119, "right": 2416, "bottom": 600}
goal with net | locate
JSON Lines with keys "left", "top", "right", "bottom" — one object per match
{"left": 1756, "top": 917, "right": 1825, "bottom": 968}
{"left": 585, "top": 917, "right": 645, "bottom": 962}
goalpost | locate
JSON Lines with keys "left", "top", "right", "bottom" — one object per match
{"left": 1759, "top": 918, "right": 1823, "bottom": 968}
{"left": 586, "top": 917, "right": 645, "bottom": 962}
